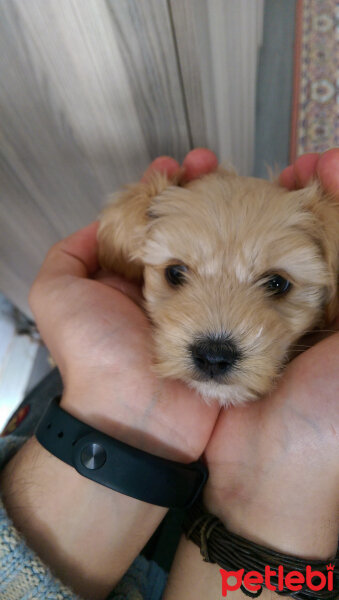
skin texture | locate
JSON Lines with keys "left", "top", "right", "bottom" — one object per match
{"left": 1, "top": 148, "right": 338, "bottom": 600}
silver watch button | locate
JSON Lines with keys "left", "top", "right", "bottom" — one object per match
{"left": 80, "top": 442, "right": 107, "bottom": 470}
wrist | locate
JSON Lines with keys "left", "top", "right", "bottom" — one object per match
{"left": 204, "top": 484, "right": 338, "bottom": 561}
{"left": 61, "top": 371, "right": 158, "bottom": 444}
{"left": 0, "top": 435, "right": 166, "bottom": 599}
{"left": 203, "top": 393, "right": 339, "bottom": 562}
{"left": 61, "top": 377, "right": 209, "bottom": 463}
{"left": 36, "top": 395, "right": 207, "bottom": 509}
{"left": 165, "top": 536, "right": 305, "bottom": 600}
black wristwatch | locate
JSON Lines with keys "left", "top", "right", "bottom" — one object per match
{"left": 35, "top": 397, "right": 208, "bottom": 509}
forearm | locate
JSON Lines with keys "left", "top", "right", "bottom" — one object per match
{"left": 164, "top": 537, "right": 283, "bottom": 600}
{"left": 164, "top": 474, "right": 338, "bottom": 600}
{"left": 0, "top": 390, "right": 168, "bottom": 600}
{"left": 164, "top": 535, "right": 336, "bottom": 600}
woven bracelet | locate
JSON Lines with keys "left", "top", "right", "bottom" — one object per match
{"left": 183, "top": 501, "right": 339, "bottom": 599}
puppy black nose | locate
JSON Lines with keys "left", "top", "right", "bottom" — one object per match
{"left": 190, "top": 337, "right": 240, "bottom": 379}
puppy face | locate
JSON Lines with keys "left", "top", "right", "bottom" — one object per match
{"left": 98, "top": 170, "right": 339, "bottom": 405}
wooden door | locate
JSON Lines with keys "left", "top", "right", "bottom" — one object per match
{"left": 0, "top": 0, "right": 264, "bottom": 315}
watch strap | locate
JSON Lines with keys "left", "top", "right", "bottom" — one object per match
{"left": 35, "top": 397, "right": 208, "bottom": 509}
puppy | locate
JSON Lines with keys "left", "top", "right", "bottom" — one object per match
{"left": 97, "top": 168, "right": 339, "bottom": 406}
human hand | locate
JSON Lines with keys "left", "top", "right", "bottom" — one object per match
{"left": 1, "top": 149, "right": 221, "bottom": 599}
{"left": 279, "top": 148, "right": 339, "bottom": 202}
{"left": 202, "top": 149, "right": 339, "bottom": 561}
{"left": 28, "top": 148, "right": 220, "bottom": 462}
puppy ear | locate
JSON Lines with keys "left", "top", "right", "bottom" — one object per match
{"left": 97, "top": 172, "right": 174, "bottom": 281}
{"left": 321, "top": 212, "right": 339, "bottom": 324}
{"left": 302, "top": 183, "right": 339, "bottom": 323}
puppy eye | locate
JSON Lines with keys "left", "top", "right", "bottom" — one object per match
{"left": 263, "top": 274, "right": 292, "bottom": 297}
{"left": 165, "top": 264, "right": 188, "bottom": 287}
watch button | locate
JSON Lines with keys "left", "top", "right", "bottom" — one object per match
{"left": 80, "top": 442, "right": 107, "bottom": 470}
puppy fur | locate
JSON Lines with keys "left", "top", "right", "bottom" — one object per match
{"left": 98, "top": 168, "right": 339, "bottom": 406}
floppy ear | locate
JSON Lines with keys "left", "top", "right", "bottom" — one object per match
{"left": 321, "top": 211, "right": 339, "bottom": 324}
{"left": 97, "top": 172, "right": 175, "bottom": 281}
{"left": 303, "top": 183, "right": 339, "bottom": 323}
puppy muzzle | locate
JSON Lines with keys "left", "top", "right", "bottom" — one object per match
{"left": 190, "top": 336, "right": 241, "bottom": 381}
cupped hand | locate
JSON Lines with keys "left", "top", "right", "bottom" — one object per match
{"left": 203, "top": 149, "right": 339, "bottom": 561}
{"left": 29, "top": 149, "right": 219, "bottom": 462}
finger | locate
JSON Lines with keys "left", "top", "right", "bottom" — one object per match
{"left": 182, "top": 148, "right": 218, "bottom": 182}
{"left": 294, "top": 153, "right": 319, "bottom": 188}
{"left": 38, "top": 221, "right": 99, "bottom": 282}
{"left": 142, "top": 156, "right": 181, "bottom": 182}
{"left": 279, "top": 154, "right": 320, "bottom": 190}
{"left": 317, "top": 148, "right": 339, "bottom": 198}
{"left": 279, "top": 164, "right": 297, "bottom": 189}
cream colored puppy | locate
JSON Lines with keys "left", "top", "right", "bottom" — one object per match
{"left": 98, "top": 168, "right": 339, "bottom": 406}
